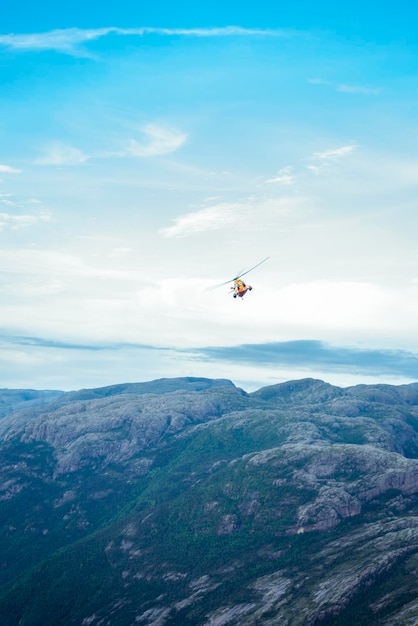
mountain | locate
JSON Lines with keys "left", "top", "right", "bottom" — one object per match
{"left": 2, "top": 377, "right": 418, "bottom": 625}
{"left": 0, "top": 388, "right": 63, "bottom": 418}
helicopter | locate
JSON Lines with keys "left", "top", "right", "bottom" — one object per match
{"left": 209, "top": 257, "right": 270, "bottom": 299}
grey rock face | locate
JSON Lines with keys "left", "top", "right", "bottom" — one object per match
{"left": 0, "top": 381, "right": 248, "bottom": 474}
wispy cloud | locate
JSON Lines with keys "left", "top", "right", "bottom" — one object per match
{"left": 0, "top": 333, "right": 145, "bottom": 352}
{"left": 123, "top": 124, "right": 187, "bottom": 157}
{"left": 1, "top": 335, "right": 416, "bottom": 385}
{"left": 159, "top": 203, "right": 239, "bottom": 238}
{"left": 307, "top": 144, "right": 357, "bottom": 175}
{"left": 0, "top": 194, "right": 16, "bottom": 207}
{"left": 35, "top": 124, "right": 186, "bottom": 165}
{"left": 196, "top": 340, "right": 418, "bottom": 379}
{"left": 265, "top": 146, "right": 358, "bottom": 183}
{"left": 0, "top": 26, "right": 295, "bottom": 57}
{"left": 312, "top": 145, "right": 357, "bottom": 160}
{"left": 308, "top": 78, "right": 379, "bottom": 96}
{"left": 35, "top": 143, "right": 89, "bottom": 166}
{"left": 0, "top": 211, "right": 51, "bottom": 231}
{"left": 0, "top": 27, "right": 115, "bottom": 56}
{"left": 160, "top": 194, "right": 308, "bottom": 239}
{"left": 0, "top": 164, "right": 21, "bottom": 173}
{"left": 265, "top": 166, "right": 296, "bottom": 185}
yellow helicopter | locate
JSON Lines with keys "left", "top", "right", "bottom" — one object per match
{"left": 209, "top": 257, "right": 270, "bottom": 299}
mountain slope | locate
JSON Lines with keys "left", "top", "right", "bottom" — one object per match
{"left": 2, "top": 378, "right": 418, "bottom": 624}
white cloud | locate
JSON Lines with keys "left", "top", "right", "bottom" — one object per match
{"left": 313, "top": 145, "right": 357, "bottom": 160}
{"left": 160, "top": 195, "right": 308, "bottom": 239}
{"left": 0, "top": 26, "right": 294, "bottom": 57}
{"left": 265, "top": 147, "right": 358, "bottom": 182}
{"left": 109, "top": 247, "right": 133, "bottom": 258}
{"left": 308, "top": 78, "right": 379, "bottom": 96}
{"left": 125, "top": 26, "right": 290, "bottom": 37}
{"left": 306, "top": 164, "right": 323, "bottom": 175}
{"left": 0, "top": 196, "right": 16, "bottom": 207}
{"left": 125, "top": 124, "right": 187, "bottom": 157}
{"left": 35, "top": 143, "right": 89, "bottom": 166}
{"left": 160, "top": 203, "right": 239, "bottom": 238}
{"left": 0, "top": 164, "right": 21, "bottom": 173}
{"left": 265, "top": 166, "right": 296, "bottom": 185}
{"left": 307, "top": 144, "right": 357, "bottom": 175}
{"left": 336, "top": 84, "right": 379, "bottom": 95}
{"left": 0, "top": 27, "right": 115, "bottom": 57}
{"left": 0, "top": 211, "right": 51, "bottom": 230}
{"left": 35, "top": 124, "right": 186, "bottom": 165}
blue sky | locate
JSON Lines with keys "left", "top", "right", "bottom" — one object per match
{"left": 1, "top": 1, "right": 418, "bottom": 391}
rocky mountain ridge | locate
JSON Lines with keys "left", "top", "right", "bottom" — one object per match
{"left": 2, "top": 377, "right": 418, "bottom": 624}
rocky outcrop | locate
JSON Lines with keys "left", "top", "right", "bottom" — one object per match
{"left": 0, "top": 383, "right": 251, "bottom": 474}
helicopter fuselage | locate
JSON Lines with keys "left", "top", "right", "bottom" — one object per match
{"left": 232, "top": 279, "right": 252, "bottom": 298}
{"left": 208, "top": 256, "right": 269, "bottom": 298}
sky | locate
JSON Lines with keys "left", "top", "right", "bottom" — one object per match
{"left": 1, "top": 0, "right": 418, "bottom": 392}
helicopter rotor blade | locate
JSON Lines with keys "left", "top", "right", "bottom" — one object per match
{"left": 205, "top": 277, "right": 237, "bottom": 291}
{"left": 205, "top": 256, "right": 270, "bottom": 291}
{"left": 236, "top": 256, "right": 270, "bottom": 280}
